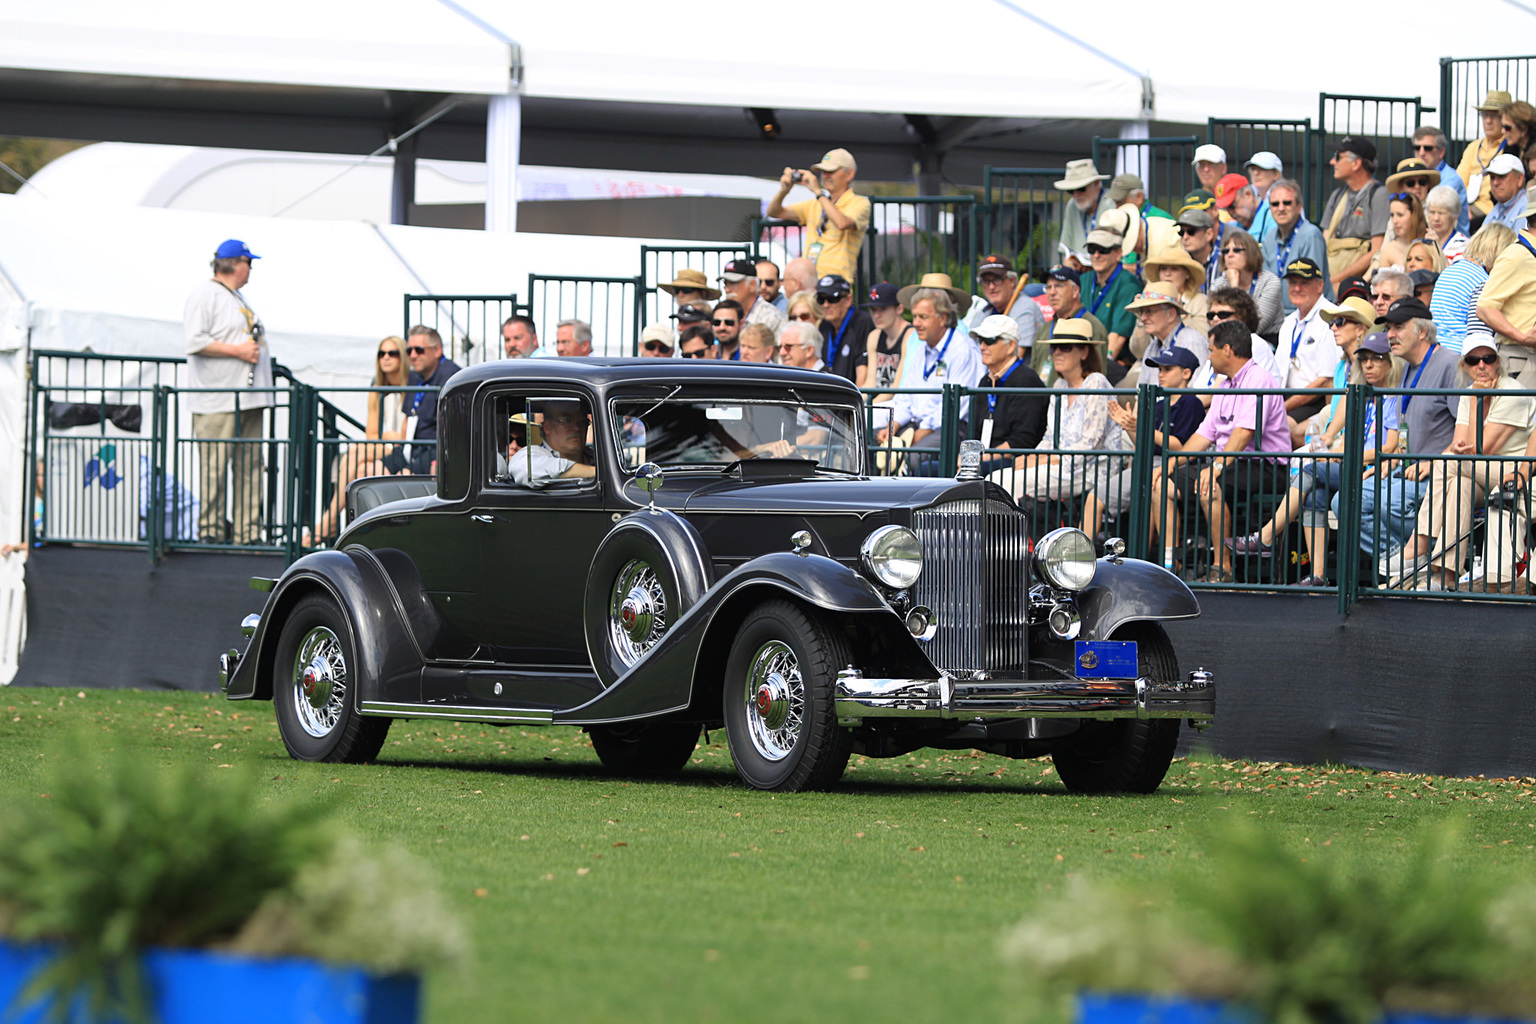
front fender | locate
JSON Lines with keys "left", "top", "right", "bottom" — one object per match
{"left": 555, "top": 551, "right": 922, "bottom": 724}
{"left": 223, "top": 548, "right": 423, "bottom": 705}
{"left": 1076, "top": 556, "right": 1200, "bottom": 641}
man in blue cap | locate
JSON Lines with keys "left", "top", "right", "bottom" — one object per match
{"left": 1030, "top": 265, "right": 1108, "bottom": 383}
{"left": 183, "top": 239, "right": 272, "bottom": 544}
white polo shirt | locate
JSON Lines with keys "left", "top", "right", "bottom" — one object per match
{"left": 1277, "top": 303, "right": 1339, "bottom": 391}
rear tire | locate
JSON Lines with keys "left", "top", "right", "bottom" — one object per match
{"left": 272, "top": 593, "right": 390, "bottom": 763}
{"left": 1051, "top": 623, "right": 1180, "bottom": 794}
{"left": 723, "top": 599, "right": 852, "bottom": 792}
{"left": 589, "top": 720, "right": 701, "bottom": 773}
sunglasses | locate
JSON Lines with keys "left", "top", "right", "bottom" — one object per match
{"left": 975, "top": 334, "right": 1012, "bottom": 345}
{"left": 405, "top": 346, "right": 430, "bottom": 356}
{"left": 1220, "top": 246, "right": 1245, "bottom": 255}
{"left": 1503, "top": 123, "right": 1517, "bottom": 132}
{"left": 377, "top": 349, "right": 400, "bottom": 359}
{"left": 681, "top": 348, "right": 710, "bottom": 358}
{"left": 1329, "top": 318, "right": 1356, "bottom": 329}
{"left": 1413, "top": 143, "right": 1439, "bottom": 151}
{"left": 1070, "top": 185, "right": 1093, "bottom": 195}
{"left": 759, "top": 277, "right": 779, "bottom": 286}
{"left": 1208, "top": 309, "right": 1238, "bottom": 321}
{"left": 1085, "top": 244, "right": 1115, "bottom": 255}
{"left": 1358, "top": 351, "right": 1391, "bottom": 363}
{"left": 1175, "top": 225, "right": 1204, "bottom": 236}
{"left": 712, "top": 318, "right": 739, "bottom": 326}
{"left": 1269, "top": 198, "right": 1296, "bottom": 207}
{"left": 1464, "top": 352, "right": 1499, "bottom": 366}
{"left": 642, "top": 340, "right": 672, "bottom": 353}
{"left": 1371, "top": 292, "right": 1395, "bottom": 302}
{"left": 789, "top": 312, "right": 815, "bottom": 322}
{"left": 1389, "top": 191, "right": 1412, "bottom": 201}
{"left": 815, "top": 293, "right": 846, "bottom": 305}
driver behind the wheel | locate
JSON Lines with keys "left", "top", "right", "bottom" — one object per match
{"left": 509, "top": 400, "right": 598, "bottom": 488}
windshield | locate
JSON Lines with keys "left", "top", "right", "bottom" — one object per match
{"left": 612, "top": 398, "right": 863, "bottom": 472}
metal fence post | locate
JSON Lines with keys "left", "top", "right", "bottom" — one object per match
{"left": 939, "top": 385, "right": 963, "bottom": 477}
{"left": 148, "top": 385, "right": 169, "bottom": 564}
{"left": 1127, "top": 381, "right": 1159, "bottom": 560}
{"left": 1335, "top": 382, "right": 1368, "bottom": 614}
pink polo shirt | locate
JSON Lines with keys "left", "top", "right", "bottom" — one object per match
{"left": 1195, "top": 359, "right": 1290, "bottom": 463}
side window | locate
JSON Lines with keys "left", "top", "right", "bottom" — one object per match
{"left": 487, "top": 393, "right": 598, "bottom": 490}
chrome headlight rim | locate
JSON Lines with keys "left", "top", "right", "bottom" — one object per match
{"left": 860, "top": 525, "right": 923, "bottom": 589}
{"left": 1033, "top": 527, "right": 1098, "bottom": 591}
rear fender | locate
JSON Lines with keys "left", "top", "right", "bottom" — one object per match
{"left": 1076, "top": 557, "right": 1200, "bottom": 642}
{"left": 224, "top": 549, "right": 423, "bottom": 705}
{"left": 554, "top": 552, "right": 933, "bottom": 724}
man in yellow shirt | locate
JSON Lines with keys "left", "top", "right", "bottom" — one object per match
{"left": 1477, "top": 210, "right": 1536, "bottom": 386}
{"left": 767, "top": 148, "right": 872, "bottom": 283}
{"left": 1457, "top": 89, "right": 1513, "bottom": 218}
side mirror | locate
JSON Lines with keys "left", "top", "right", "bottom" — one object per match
{"left": 635, "top": 462, "right": 664, "bottom": 506}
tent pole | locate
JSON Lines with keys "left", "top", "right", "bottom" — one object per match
{"left": 390, "top": 133, "right": 417, "bottom": 226}
{"left": 486, "top": 91, "right": 521, "bottom": 233}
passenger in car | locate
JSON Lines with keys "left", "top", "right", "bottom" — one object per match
{"left": 506, "top": 402, "right": 597, "bottom": 488}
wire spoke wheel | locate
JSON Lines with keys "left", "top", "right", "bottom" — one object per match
{"left": 608, "top": 558, "right": 669, "bottom": 667}
{"left": 742, "top": 640, "right": 805, "bottom": 762}
{"left": 290, "top": 625, "right": 348, "bottom": 738}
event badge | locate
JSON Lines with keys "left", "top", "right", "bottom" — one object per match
{"left": 1468, "top": 172, "right": 1484, "bottom": 203}
{"left": 807, "top": 242, "right": 823, "bottom": 261}
{"left": 980, "top": 416, "right": 994, "bottom": 449}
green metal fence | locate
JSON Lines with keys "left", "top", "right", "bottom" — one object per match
{"left": 1091, "top": 136, "right": 1199, "bottom": 217}
{"left": 1439, "top": 55, "right": 1536, "bottom": 154}
{"left": 979, "top": 168, "right": 1060, "bottom": 283}
{"left": 1207, "top": 119, "right": 1318, "bottom": 211}
{"left": 403, "top": 294, "right": 522, "bottom": 366}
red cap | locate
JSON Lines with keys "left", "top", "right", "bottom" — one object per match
{"left": 1213, "top": 173, "right": 1251, "bottom": 209}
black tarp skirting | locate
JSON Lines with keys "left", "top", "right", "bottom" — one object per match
{"left": 12, "top": 548, "right": 1536, "bottom": 777}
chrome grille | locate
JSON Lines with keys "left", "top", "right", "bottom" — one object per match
{"left": 911, "top": 499, "right": 1028, "bottom": 674}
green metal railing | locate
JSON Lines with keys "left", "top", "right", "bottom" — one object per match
{"left": 1439, "top": 56, "right": 1536, "bottom": 155}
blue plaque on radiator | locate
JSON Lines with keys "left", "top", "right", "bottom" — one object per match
{"left": 1073, "top": 640, "right": 1139, "bottom": 678}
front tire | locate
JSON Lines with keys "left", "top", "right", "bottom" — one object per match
{"left": 1051, "top": 623, "right": 1180, "bottom": 794}
{"left": 723, "top": 599, "right": 852, "bottom": 792}
{"left": 272, "top": 593, "right": 390, "bottom": 763}
{"left": 589, "top": 720, "right": 701, "bottom": 773}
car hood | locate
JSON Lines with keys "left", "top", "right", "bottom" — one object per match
{"left": 682, "top": 475, "right": 975, "bottom": 514}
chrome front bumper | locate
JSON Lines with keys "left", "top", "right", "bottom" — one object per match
{"left": 834, "top": 668, "right": 1214, "bottom": 726}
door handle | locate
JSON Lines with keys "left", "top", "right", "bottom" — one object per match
{"left": 472, "top": 514, "right": 507, "bottom": 524}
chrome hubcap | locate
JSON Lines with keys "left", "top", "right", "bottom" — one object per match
{"left": 291, "top": 626, "right": 346, "bottom": 738}
{"left": 744, "top": 640, "right": 803, "bottom": 761}
{"left": 609, "top": 560, "right": 668, "bottom": 666}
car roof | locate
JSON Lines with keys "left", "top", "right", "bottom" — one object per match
{"left": 441, "top": 357, "right": 864, "bottom": 400}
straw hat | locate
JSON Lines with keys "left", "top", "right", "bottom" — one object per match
{"left": 1313, "top": 296, "right": 1376, "bottom": 329}
{"left": 896, "top": 272, "right": 972, "bottom": 311}
{"left": 1046, "top": 318, "right": 1096, "bottom": 343}
{"left": 1385, "top": 159, "right": 1438, "bottom": 192}
{"left": 1142, "top": 247, "right": 1206, "bottom": 290}
{"left": 659, "top": 268, "right": 722, "bottom": 300}
{"left": 1054, "top": 158, "right": 1108, "bottom": 192}
{"left": 1476, "top": 89, "right": 1514, "bottom": 112}
{"left": 1123, "top": 281, "right": 1186, "bottom": 313}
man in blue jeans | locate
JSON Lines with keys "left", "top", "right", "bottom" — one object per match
{"left": 1339, "top": 298, "right": 1459, "bottom": 574}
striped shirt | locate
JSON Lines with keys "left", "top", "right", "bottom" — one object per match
{"left": 1430, "top": 257, "right": 1489, "bottom": 355}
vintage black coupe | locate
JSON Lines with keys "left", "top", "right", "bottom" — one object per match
{"left": 221, "top": 359, "right": 1213, "bottom": 793}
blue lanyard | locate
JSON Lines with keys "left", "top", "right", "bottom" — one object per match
{"left": 986, "top": 359, "right": 1022, "bottom": 412}
{"left": 922, "top": 329, "right": 955, "bottom": 381}
{"left": 826, "top": 309, "right": 853, "bottom": 366}
{"left": 1401, "top": 344, "right": 1436, "bottom": 414}
{"left": 1275, "top": 224, "right": 1301, "bottom": 278}
{"left": 1288, "top": 315, "right": 1310, "bottom": 361}
{"left": 729, "top": 348, "right": 740, "bottom": 361}
{"left": 1087, "top": 264, "right": 1122, "bottom": 317}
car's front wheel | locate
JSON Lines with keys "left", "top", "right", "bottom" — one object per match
{"left": 723, "top": 599, "right": 852, "bottom": 792}
{"left": 588, "top": 720, "right": 701, "bottom": 773}
{"left": 1051, "top": 622, "right": 1180, "bottom": 794}
{"left": 272, "top": 593, "right": 390, "bottom": 763}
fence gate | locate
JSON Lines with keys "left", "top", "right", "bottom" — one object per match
{"left": 1091, "top": 136, "right": 1198, "bottom": 217}
{"left": 638, "top": 244, "right": 751, "bottom": 335}
{"left": 748, "top": 216, "right": 808, "bottom": 274}
{"left": 526, "top": 275, "right": 641, "bottom": 358}
{"left": 1317, "top": 93, "right": 1432, "bottom": 199}
{"left": 1207, "top": 119, "right": 1318, "bottom": 212}
{"left": 402, "top": 294, "right": 523, "bottom": 368}
{"left": 979, "top": 168, "right": 1060, "bottom": 284}
{"left": 1440, "top": 56, "right": 1536, "bottom": 154}
{"left": 860, "top": 196, "right": 978, "bottom": 297}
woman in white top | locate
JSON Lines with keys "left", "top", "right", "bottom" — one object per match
{"left": 1424, "top": 185, "right": 1470, "bottom": 261}
{"left": 1208, "top": 229, "right": 1283, "bottom": 337}
{"left": 308, "top": 336, "right": 410, "bottom": 545}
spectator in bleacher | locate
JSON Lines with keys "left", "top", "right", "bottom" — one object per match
{"left": 1176, "top": 208, "right": 1220, "bottom": 292}
{"left": 738, "top": 323, "right": 776, "bottom": 363}
{"left": 1245, "top": 153, "right": 1283, "bottom": 249}
{"left": 1127, "top": 284, "right": 1208, "bottom": 387}
{"left": 369, "top": 325, "right": 460, "bottom": 480}
{"left": 184, "top": 239, "right": 272, "bottom": 545}
{"left": 1097, "top": 346, "right": 1203, "bottom": 542}
{"left": 1371, "top": 268, "right": 1414, "bottom": 321}
{"left": 968, "top": 314, "right": 1047, "bottom": 474}
{"left": 1209, "top": 228, "right": 1283, "bottom": 338}
{"left": 993, "top": 323, "right": 1125, "bottom": 503}
{"left": 671, "top": 302, "right": 713, "bottom": 335}
{"left": 1405, "top": 240, "right": 1447, "bottom": 278}
{"left": 1483, "top": 154, "right": 1527, "bottom": 230}
{"left": 1366, "top": 298, "right": 1461, "bottom": 574}
{"left": 1321, "top": 137, "right": 1387, "bottom": 289}
{"left": 1159, "top": 319, "right": 1289, "bottom": 581}
{"left": 1502, "top": 101, "right": 1536, "bottom": 165}
{"left": 1140, "top": 248, "right": 1210, "bottom": 343}
{"left": 766, "top": 149, "right": 871, "bottom": 283}
{"left": 306, "top": 335, "right": 410, "bottom": 546}
{"left": 1411, "top": 269, "right": 1439, "bottom": 307}
{"left": 1413, "top": 127, "right": 1471, "bottom": 235}
{"left": 1386, "top": 159, "right": 1437, "bottom": 209}
{"left": 1214, "top": 174, "right": 1258, "bottom": 233}
{"left": 711, "top": 299, "right": 745, "bottom": 360}
{"left": 1053, "top": 159, "right": 1114, "bottom": 263}
{"left": 1394, "top": 335, "right": 1534, "bottom": 589}
{"left": 776, "top": 321, "right": 824, "bottom": 370}
{"left": 1192, "top": 144, "right": 1228, "bottom": 196}
{"left": 658, "top": 269, "right": 720, "bottom": 308}
{"left": 1110, "top": 172, "right": 1177, "bottom": 259}
{"left": 501, "top": 314, "right": 543, "bottom": 358}
{"left": 1082, "top": 224, "right": 1138, "bottom": 377}
{"left": 971, "top": 254, "right": 1045, "bottom": 348}
{"left": 555, "top": 319, "right": 594, "bottom": 357}
{"left": 1295, "top": 295, "right": 1376, "bottom": 443}
{"left": 639, "top": 322, "right": 675, "bottom": 358}
{"left": 1476, "top": 210, "right": 1536, "bottom": 386}
{"left": 1228, "top": 331, "right": 1403, "bottom": 585}
{"left": 781, "top": 258, "right": 817, "bottom": 305}
{"left": 1424, "top": 184, "right": 1471, "bottom": 261}
{"left": 1204, "top": 287, "right": 1283, "bottom": 387}
{"left": 1031, "top": 266, "right": 1109, "bottom": 384}
{"left": 815, "top": 274, "right": 875, "bottom": 382}
{"left": 1458, "top": 90, "right": 1514, "bottom": 220}
{"left": 1435, "top": 223, "right": 1516, "bottom": 354}
{"left": 755, "top": 259, "right": 785, "bottom": 311}
{"left": 1179, "top": 188, "right": 1216, "bottom": 216}
{"left": 1267, "top": 178, "right": 1332, "bottom": 315}
{"left": 719, "top": 258, "right": 786, "bottom": 334}
{"left": 678, "top": 324, "right": 716, "bottom": 359}
{"left": 875, "top": 289, "right": 983, "bottom": 458}
{"left": 859, "top": 282, "right": 912, "bottom": 393}
{"left": 1276, "top": 257, "right": 1340, "bottom": 442}
{"left": 1375, "top": 188, "right": 1428, "bottom": 272}
{"left": 784, "top": 290, "right": 820, "bottom": 331}
{"left": 1338, "top": 276, "right": 1372, "bottom": 305}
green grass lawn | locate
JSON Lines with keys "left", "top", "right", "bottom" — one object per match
{"left": 3, "top": 688, "right": 1534, "bottom": 1024}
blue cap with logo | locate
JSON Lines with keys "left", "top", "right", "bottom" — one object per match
{"left": 214, "top": 239, "right": 260, "bottom": 260}
{"left": 1145, "top": 346, "right": 1201, "bottom": 371}
{"left": 864, "top": 281, "right": 901, "bottom": 308}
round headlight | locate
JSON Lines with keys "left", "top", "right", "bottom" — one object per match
{"left": 861, "top": 525, "right": 923, "bottom": 589}
{"left": 1033, "top": 527, "right": 1098, "bottom": 591}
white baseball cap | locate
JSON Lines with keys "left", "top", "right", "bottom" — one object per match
{"left": 1245, "top": 151, "right": 1283, "bottom": 172}
{"left": 1489, "top": 153, "right": 1525, "bottom": 177}
{"left": 1192, "top": 144, "right": 1227, "bottom": 166}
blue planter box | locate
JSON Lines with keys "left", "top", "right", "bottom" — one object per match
{"left": 0, "top": 940, "right": 418, "bottom": 1024}
{"left": 1078, "top": 993, "right": 1532, "bottom": 1024}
